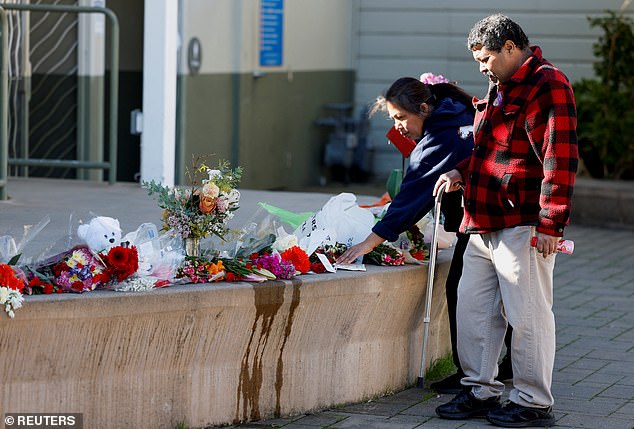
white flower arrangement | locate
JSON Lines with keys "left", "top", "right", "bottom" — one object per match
{"left": 112, "top": 276, "right": 157, "bottom": 292}
{"left": 0, "top": 286, "right": 24, "bottom": 318}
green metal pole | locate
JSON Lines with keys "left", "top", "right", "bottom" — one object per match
{"left": 0, "top": 3, "right": 119, "bottom": 184}
{"left": 0, "top": 7, "right": 7, "bottom": 200}
{"left": 106, "top": 8, "right": 119, "bottom": 184}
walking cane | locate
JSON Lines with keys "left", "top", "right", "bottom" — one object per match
{"left": 416, "top": 182, "right": 446, "bottom": 388}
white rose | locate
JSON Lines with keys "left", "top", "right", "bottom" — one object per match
{"left": 202, "top": 182, "right": 220, "bottom": 199}
{"left": 273, "top": 234, "right": 299, "bottom": 252}
{"left": 0, "top": 287, "right": 9, "bottom": 304}
{"left": 227, "top": 189, "right": 240, "bottom": 206}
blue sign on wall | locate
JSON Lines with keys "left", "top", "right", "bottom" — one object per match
{"left": 260, "top": 0, "right": 284, "bottom": 67}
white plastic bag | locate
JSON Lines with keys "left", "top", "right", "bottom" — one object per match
{"left": 294, "top": 193, "right": 375, "bottom": 249}
{"left": 418, "top": 212, "right": 456, "bottom": 249}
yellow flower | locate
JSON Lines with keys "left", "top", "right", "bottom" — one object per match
{"left": 207, "top": 260, "right": 225, "bottom": 282}
{"left": 207, "top": 260, "right": 224, "bottom": 275}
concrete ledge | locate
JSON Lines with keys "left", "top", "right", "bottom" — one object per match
{"left": 0, "top": 252, "right": 454, "bottom": 428}
{"left": 572, "top": 178, "right": 634, "bottom": 229}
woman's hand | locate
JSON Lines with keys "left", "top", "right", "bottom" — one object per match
{"left": 336, "top": 233, "right": 384, "bottom": 264}
{"left": 434, "top": 169, "right": 463, "bottom": 196}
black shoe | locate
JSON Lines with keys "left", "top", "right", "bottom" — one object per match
{"left": 430, "top": 373, "right": 464, "bottom": 394}
{"left": 435, "top": 389, "right": 501, "bottom": 420}
{"left": 487, "top": 401, "right": 555, "bottom": 427}
{"left": 496, "top": 356, "right": 513, "bottom": 381}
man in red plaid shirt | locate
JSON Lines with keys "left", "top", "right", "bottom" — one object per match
{"left": 434, "top": 14, "right": 578, "bottom": 428}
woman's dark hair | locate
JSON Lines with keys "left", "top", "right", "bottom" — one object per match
{"left": 369, "top": 77, "right": 474, "bottom": 117}
{"left": 467, "top": 14, "right": 530, "bottom": 52}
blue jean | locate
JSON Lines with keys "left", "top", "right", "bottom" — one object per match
{"left": 457, "top": 226, "right": 556, "bottom": 408}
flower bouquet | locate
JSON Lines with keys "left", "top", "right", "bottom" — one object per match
{"left": 0, "top": 264, "right": 25, "bottom": 318}
{"left": 47, "top": 246, "right": 109, "bottom": 293}
{"left": 392, "top": 225, "right": 429, "bottom": 262}
{"left": 175, "top": 255, "right": 270, "bottom": 283}
{"left": 308, "top": 243, "right": 348, "bottom": 273}
{"left": 363, "top": 243, "right": 405, "bottom": 266}
{"left": 145, "top": 158, "right": 242, "bottom": 244}
{"left": 101, "top": 245, "right": 139, "bottom": 282}
{"left": 406, "top": 225, "right": 429, "bottom": 261}
{"left": 249, "top": 250, "right": 297, "bottom": 280}
{"left": 176, "top": 257, "right": 227, "bottom": 283}
{"left": 26, "top": 244, "right": 140, "bottom": 294}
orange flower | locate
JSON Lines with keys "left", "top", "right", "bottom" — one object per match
{"left": 206, "top": 260, "right": 225, "bottom": 282}
{"left": 199, "top": 195, "right": 217, "bottom": 214}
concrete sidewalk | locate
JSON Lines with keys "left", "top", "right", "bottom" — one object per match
{"left": 1, "top": 178, "right": 632, "bottom": 429}
{"left": 0, "top": 178, "right": 379, "bottom": 262}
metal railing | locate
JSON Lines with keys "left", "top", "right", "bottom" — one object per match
{"left": 0, "top": 3, "right": 119, "bottom": 200}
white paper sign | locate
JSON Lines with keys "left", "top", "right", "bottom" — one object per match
{"left": 315, "top": 253, "right": 336, "bottom": 273}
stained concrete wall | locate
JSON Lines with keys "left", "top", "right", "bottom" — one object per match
{"left": 0, "top": 254, "right": 453, "bottom": 428}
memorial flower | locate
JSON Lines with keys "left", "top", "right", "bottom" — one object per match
{"left": 145, "top": 158, "right": 242, "bottom": 240}
{"left": 363, "top": 243, "right": 405, "bottom": 266}
{"left": 251, "top": 252, "right": 296, "bottom": 280}
{"left": 51, "top": 246, "right": 109, "bottom": 293}
{"left": 176, "top": 257, "right": 226, "bottom": 283}
{"left": 101, "top": 245, "right": 139, "bottom": 282}
{"left": 0, "top": 263, "right": 25, "bottom": 318}
{"left": 280, "top": 246, "right": 310, "bottom": 274}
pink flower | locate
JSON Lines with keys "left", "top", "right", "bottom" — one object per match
{"left": 216, "top": 196, "right": 229, "bottom": 213}
{"left": 420, "top": 72, "right": 449, "bottom": 85}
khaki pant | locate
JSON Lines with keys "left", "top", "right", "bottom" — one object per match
{"left": 457, "top": 225, "right": 556, "bottom": 408}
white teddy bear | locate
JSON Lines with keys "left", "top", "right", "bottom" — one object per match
{"left": 77, "top": 216, "right": 122, "bottom": 252}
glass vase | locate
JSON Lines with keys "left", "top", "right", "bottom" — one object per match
{"left": 184, "top": 237, "right": 201, "bottom": 257}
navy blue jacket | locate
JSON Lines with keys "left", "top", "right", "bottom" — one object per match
{"left": 372, "top": 97, "right": 475, "bottom": 242}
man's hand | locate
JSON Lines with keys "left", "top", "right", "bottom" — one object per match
{"left": 434, "top": 169, "right": 464, "bottom": 196}
{"left": 533, "top": 232, "right": 560, "bottom": 257}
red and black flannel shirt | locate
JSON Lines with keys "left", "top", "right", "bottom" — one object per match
{"left": 457, "top": 46, "right": 578, "bottom": 237}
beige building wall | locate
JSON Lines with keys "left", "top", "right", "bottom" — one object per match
{"left": 177, "top": 0, "right": 356, "bottom": 188}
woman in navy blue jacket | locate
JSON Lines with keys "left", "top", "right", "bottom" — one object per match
{"left": 337, "top": 76, "right": 473, "bottom": 266}
{"left": 337, "top": 76, "right": 512, "bottom": 393}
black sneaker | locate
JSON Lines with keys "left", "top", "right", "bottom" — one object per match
{"left": 436, "top": 389, "right": 501, "bottom": 420}
{"left": 487, "top": 401, "right": 555, "bottom": 427}
{"left": 430, "top": 373, "right": 464, "bottom": 394}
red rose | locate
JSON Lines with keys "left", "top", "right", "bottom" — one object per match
{"left": 310, "top": 262, "right": 326, "bottom": 274}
